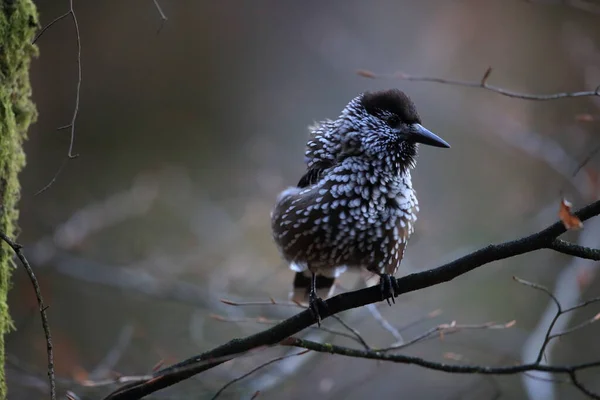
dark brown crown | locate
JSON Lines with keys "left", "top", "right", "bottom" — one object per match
{"left": 361, "top": 89, "right": 421, "bottom": 124}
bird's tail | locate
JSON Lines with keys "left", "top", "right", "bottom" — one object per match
{"left": 290, "top": 271, "right": 336, "bottom": 304}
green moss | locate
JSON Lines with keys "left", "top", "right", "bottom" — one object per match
{"left": 0, "top": 0, "right": 38, "bottom": 398}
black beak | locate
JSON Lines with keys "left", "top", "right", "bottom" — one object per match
{"left": 409, "top": 124, "right": 450, "bottom": 148}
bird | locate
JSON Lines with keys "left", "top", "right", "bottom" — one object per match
{"left": 270, "top": 88, "right": 450, "bottom": 324}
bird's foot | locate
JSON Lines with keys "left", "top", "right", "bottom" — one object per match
{"left": 379, "top": 274, "right": 399, "bottom": 306}
{"left": 308, "top": 291, "right": 328, "bottom": 326}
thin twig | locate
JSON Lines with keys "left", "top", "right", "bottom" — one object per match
{"left": 68, "top": 0, "right": 81, "bottom": 160}
{"left": 357, "top": 68, "right": 600, "bottom": 100}
{"left": 0, "top": 233, "right": 55, "bottom": 400}
{"left": 282, "top": 337, "right": 600, "bottom": 376}
{"left": 330, "top": 315, "right": 370, "bottom": 350}
{"left": 513, "top": 276, "right": 562, "bottom": 312}
{"left": 563, "top": 297, "right": 600, "bottom": 314}
{"left": 219, "top": 298, "right": 371, "bottom": 350}
{"left": 548, "top": 313, "right": 600, "bottom": 341}
{"left": 210, "top": 350, "right": 309, "bottom": 400}
{"left": 382, "top": 320, "right": 515, "bottom": 352}
{"left": 209, "top": 314, "right": 364, "bottom": 346}
{"left": 151, "top": 0, "right": 168, "bottom": 33}
{"left": 570, "top": 371, "right": 600, "bottom": 400}
{"left": 34, "top": 0, "right": 82, "bottom": 195}
{"left": 32, "top": 11, "right": 71, "bottom": 44}
{"left": 220, "top": 298, "right": 302, "bottom": 308}
{"left": 513, "top": 276, "right": 562, "bottom": 363}
{"left": 34, "top": 157, "right": 68, "bottom": 196}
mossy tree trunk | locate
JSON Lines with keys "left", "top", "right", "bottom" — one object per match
{"left": 0, "top": 0, "right": 38, "bottom": 398}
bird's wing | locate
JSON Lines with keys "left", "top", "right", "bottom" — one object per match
{"left": 298, "top": 119, "right": 341, "bottom": 188}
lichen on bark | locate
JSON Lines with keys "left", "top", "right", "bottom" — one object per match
{"left": 0, "top": 0, "right": 38, "bottom": 398}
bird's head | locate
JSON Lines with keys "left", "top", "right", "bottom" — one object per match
{"left": 337, "top": 88, "right": 450, "bottom": 170}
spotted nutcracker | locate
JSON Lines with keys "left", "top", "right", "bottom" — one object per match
{"left": 271, "top": 89, "right": 450, "bottom": 323}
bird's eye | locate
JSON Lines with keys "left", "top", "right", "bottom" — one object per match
{"left": 387, "top": 115, "right": 400, "bottom": 127}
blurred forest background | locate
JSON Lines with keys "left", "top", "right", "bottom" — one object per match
{"left": 7, "top": 0, "right": 600, "bottom": 399}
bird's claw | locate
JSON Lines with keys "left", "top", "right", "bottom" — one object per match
{"left": 379, "top": 274, "right": 399, "bottom": 306}
{"left": 308, "top": 291, "right": 328, "bottom": 326}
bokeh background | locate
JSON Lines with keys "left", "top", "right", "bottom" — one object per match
{"left": 7, "top": 0, "right": 600, "bottom": 399}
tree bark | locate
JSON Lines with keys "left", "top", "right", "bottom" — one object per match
{"left": 0, "top": 1, "right": 38, "bottom": 398}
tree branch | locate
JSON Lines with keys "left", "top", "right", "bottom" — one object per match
{"left": 357, "top": 68, "right": 600, "bottom": 100}
{"left": 281, "top": 337, "right": 600, "bottom": 376}
{"left": 547, "top": 239, "right": 600, "bottom": 260}
{"left": 0, "top": 233, "right": 55, "bottom": 400}
{"left": 103, "top": 199, "right": 600, "bottom": 400}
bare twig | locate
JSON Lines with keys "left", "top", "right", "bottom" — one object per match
{"left": 282, "top": 337, "right": 600, "bottom": 375}
{"left": 67, "top": 0, "right": 82, "bottom": 160}
{"left": 357, "top": 68, "right": 600, "bottom": 100}
{"left": 34, "top": 157, "right": 68, "bottom": 196}
{"left": 547, "top": 239, "right": 600, "bottom": 261}
{"left": 32, "top": 11, "right": 70, "bottom": 44}
{"left": 219, "top": 298, "right": 371, "bottom": 350}
{"left": 513, "top": 276, "right": 561, "bottom": 312}
{"left": 563, "top": 297, "right": 600, "bottom": 314}
{"left": 220, "top": 298, "right": 301, "bottom": 308}
{"left": 570, "top": 371, "right": 600, "bottom": 400}
{"left": 548, "top": 313, "right": 600, "bottom": 341}
{"left": 330, "top": 315, "right": 370, "bottom": 350}
{"left": 209, "top": 314, "right": 364, "bottom": 347}
{"left": 210, "top": 350, "right": 309, "bottom": 400}
{"left": 382, "top": 320, "right": 516, "bottom": 352}
{"left": 34, "top": 0, "right": 82, "bottom": 195}
{"left": 515, "top": 273, "right": 600, "bottom": 376}
{"left": 0, "top": 233, "right": 55, "bottom": 400}
{"left": 513, "top": 276, "right": 562, "bottom": 363}
{"left": 151, "top": 0, "right": 168, "bottom": 33}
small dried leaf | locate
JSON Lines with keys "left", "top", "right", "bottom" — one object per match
{"left": 593, "top": 312, "right": 600, "bottom": 321}
{"left": 504, "top": 320, "right": 517, "bottom": 328}
{"left": 559, "top": 198, "right": 583, "bottom": 230}
{"left": 357, "top": 69, "right": 376, "bottom": 78}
